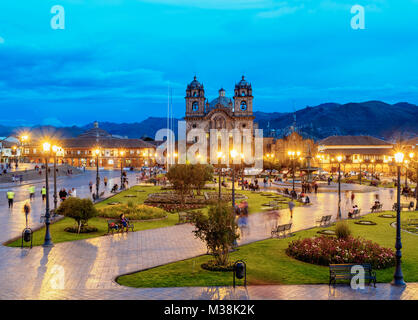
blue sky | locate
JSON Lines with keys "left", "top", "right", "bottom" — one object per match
{"left": 0, "top": 0, "right": 417, "bottom": 126}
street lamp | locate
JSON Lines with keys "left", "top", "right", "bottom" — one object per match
{"left": 392, "top": 151, "right": 406, "bottom": 286}
{"left": 94, "top": 148, "right": 100, "bottom": 201}
{"left": 217, "top": 151, "right": 223, "bottom": 200}
{"left": 337, "top": 155, "right": 343, "bottom": 220}
{"left": 408, "top": 152, "right": 418, "bottom": 210}
{"left": 358, "top": 159, "right": 363, "bottom": 185}
{"left": 404, "top": 159, "right": 409, "bottom": 188}
{"left": 288, "top": 151, "right": 300, "bottom": 193}
{"left": 42, "top": 142, "right": 53, "bottom": 247}
{"left": 120, "top": 150, "right": 125, "bottom": 190}
{"left": 52, "top": 145, "right": 61, "bottom": 211}
{"left": 240, "top": 153, "right": 245, "bottom": 190}
{"left": 230, "top": 149, "right": 238, "bottom": 208}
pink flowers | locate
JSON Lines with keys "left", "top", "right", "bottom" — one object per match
{"left": 286, "top": 236, "right": 395, "bottom": 269}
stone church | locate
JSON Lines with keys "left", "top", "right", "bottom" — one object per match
{"left": 185, "top": 76, "right": 255, "bottom": 135}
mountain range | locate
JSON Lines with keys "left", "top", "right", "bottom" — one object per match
{"left": 1, "top": 101, "right": 417, "bottom": 142}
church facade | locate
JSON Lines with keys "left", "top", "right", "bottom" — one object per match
{"left": 184, "top": 76, "right": 255, "bottom": 135}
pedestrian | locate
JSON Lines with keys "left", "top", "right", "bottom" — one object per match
{"left": 7, "top": 189, "right": 15, "bottom": 209}
{"left": 351, "top": 192, "right": 355, "bottom": 204}
{"left": 71, "top": 188, "right": 77, "bottom": 197}
{"left": 29, "top": 185, "right": 35, "bottom": 200}
{"left": 41, "top": 186, "right": 47, "bottom": 201}
{"left": 104, "top": 176, "right": 108, "bottom": 187}
{"left": 89, "top": 181, "right": 93, "bottom": 193}
{"left": 288, "top": 200, "right": 295, "bottom": 219}
{"left": 23, "top": 202, "right": 31, "bottom": 226}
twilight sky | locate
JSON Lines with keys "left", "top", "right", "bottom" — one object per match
{"left": 0, "top": 0, "right": 417, "bottom": 127}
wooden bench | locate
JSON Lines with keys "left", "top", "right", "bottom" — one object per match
{"left": 178, "top": 211, "right": 193, "bottom": 224}
{"left": 329, "top": 263, "right": 376, "bottom": 287}
{"left": 107, "top": 219, "right": 134, "bottom": 234}
{"left": 392, "top": 202, "right": 414, "bottom": 211}
{"left": 316, "top": 215, "right": 332, "bottom": 227}
{"left": 271, "top": 223, "right": 292, "bottom": 238}
{"left": 349, "top": 208, "right": 361, "bottom": 219}
{"left": 371, "top": 203, "right": 383, "bottom": 213}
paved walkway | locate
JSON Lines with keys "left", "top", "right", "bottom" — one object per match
{"left": 0, "top": 177, "right": 415, "bottom": 300}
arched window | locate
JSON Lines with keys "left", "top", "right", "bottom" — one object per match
{"left": 241, "top": 91, "right": 246, "bottom": 96}
{"left": 192, "top": 102, "right": 199, "bottom": 111}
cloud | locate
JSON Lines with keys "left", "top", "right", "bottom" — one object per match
{"left": 257, "top": 3, "right": 305, "bottom": 18}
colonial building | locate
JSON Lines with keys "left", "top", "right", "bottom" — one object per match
{"left": 23, "top": 122, "right": 156, "bottom": 169}
{"left": 317, "top": 135, "right": 394, "bottom": 173}
{"left": 185, "top": 76, "right": 255, "bottom": 136}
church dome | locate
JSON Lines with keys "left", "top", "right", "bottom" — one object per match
{"left": 78, "top": 122, "right": 112, "bottom": 138}
{"left": 208, "top": 96, "right": 233, "bottom": 110}
{"left": 187, "top": 76, "right": 203, "bottom": 89}
{"left": 235, "top": 75, "right": 251, "bottom": 89}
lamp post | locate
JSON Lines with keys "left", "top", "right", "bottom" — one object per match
{"left": 217, "top": 152, "right": 223, "bottom": 200}
{"left": 409, "top": 152, "right": 418, "bottom": 210}
{"left": 120, "top": 150, "right": 125, "bottom": 190}
{"left": 404, "top": 160, "right": 409, "bottom": 188}
{"left": 359, "top": 159, "right": 363, "bottom": 185}
{"left": 392, "top": 152, "right": 406, "bottom": 286}
{"left": 51, "top": 145, "right": 61, "bottom": 211}
{"left": 42, "top": 142, "right": 53, "bottom": 247}
{"left": 94, "top": 149, "right": 100, "bottom": 201}
{"left": 287, "top": 151, "right": 300, "bottom": 193}
{"left": 240, "top": 153, "right": 245, "bottom": 190}
{"left": 230, "top": 149, "right": 238, "bottom": 208}
{"left": 337, "top": 155, "right": 343, "bottom": 220}
{"left": 20, "top": 135, "right": 28, "bottom": 163}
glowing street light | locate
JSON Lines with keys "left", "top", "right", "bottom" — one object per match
{"left": 337, "top": 155, "right": 343, "bottom": 219}
{"left": 392, "top": 151, "right": 405, "bottom": 286}
{"left": 42, "top": 141, "right": 53, "bottom": 247}
{"left": 94, "top": 148, "right": 101, "bottom": 200}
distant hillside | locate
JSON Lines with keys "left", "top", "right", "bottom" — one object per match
{"left": 2, "top": 101, "right": 417, "bottom": 141}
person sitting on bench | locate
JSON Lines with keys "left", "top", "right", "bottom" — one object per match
{"left": 348, "top": 205, "right": 358, "bottom": 218}
{"left": 111, "top": 184, "right": 118, "bottom": 193}
{"left": 119, "top": 214, "right": 129, "bottom": 232}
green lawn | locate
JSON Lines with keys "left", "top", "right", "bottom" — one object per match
{"left": 341, "top": 176, "right": 395, "bottom": 188}
{"left": 7, "top": 185, "right": 179, "bottom": 247}
{"left": 8, "top": 185, "right": 294, "bottom": 247}
{"left": 117, "top": 210, "right": 418, "bottom": 288}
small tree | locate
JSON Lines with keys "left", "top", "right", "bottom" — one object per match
{"left": 190, "top": 203, "right": 239, "bottom": 267}
{"left": 166, "top": 164, "right": 195, "bottom": 206}
{"left": 191, "top": 164, "right": 214, "bottom": 195}
{"left": 56, "top": 198, "right": 98, "bottom": 234}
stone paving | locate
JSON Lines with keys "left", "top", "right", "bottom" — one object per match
{"left": 0, "top": 176, "right": 416, "bottom": 300}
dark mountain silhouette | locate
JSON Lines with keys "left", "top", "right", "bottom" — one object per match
{"left": 2, "top": 101, "right": 417, "bottom": 142}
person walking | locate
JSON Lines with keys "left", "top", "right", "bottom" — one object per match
{"left": 351, "top": 192, "right": 355, "bottom": 204}
{"left": 288, "top": 200, "right": 295, "bottom": 219}
{"left": 28, "top": 185, "right": 35, "bottom": 200}
{"left": 71, "top": 187, "right": 77, "bottom": 197}
{"left": 41, "top": 186, "right": 47, "bottom": 201}
{"left": 89, "top": 181, "right": 93, "bottom": 193}
{"left": 23, "top": 202, "right": 31, "bottom": 226}
{"left": 7, "top": 189, "right": 15, "bottom": 209}
{"left": 104, "top": 176, "right": 108, "bottom": 188}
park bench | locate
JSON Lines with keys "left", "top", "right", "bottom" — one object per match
{"left": 107, "top": 219, "right": 134, "bottom": 234}
{"left": 329, "top": 263, "right": 376, "bottom": 287}
{"left": 349, "top": 208, "right": 361, "bottom": 219}
{"left": 371, "top": 203, "right": 383, "bottom": 213}
{"left": 392, "top": 202, "right": 414, "bottom": 211}
{"left": 178, "top": 211, "right": 193, "bottom": 224}
{"left": 316, "top": 215, "right": 332, "bottom": 227}
{"left": 271, "top": 223, "right": 292, "bottom": 238}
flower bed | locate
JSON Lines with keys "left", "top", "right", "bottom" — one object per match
{"left": 286, "top": 236, "right": 395, "bottom": 269}
{"left": 98, "top": 203, "right": 167, "bottom": 220}
{"left": 147, "top": 203, "right": 205, "bottom": 213}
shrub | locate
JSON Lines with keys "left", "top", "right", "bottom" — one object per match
{"left": 99, "top": 204, "right": 166, "bottom": 220}
{"left": 335, "top": 221, "right": 351, "bottom": 239}
{"left": 286, "top": 236, "right": 395, "bottom": 269}
{"left": 190, "top": 203, "right": 239, "bottom": 267}
{"left": 56, "top": 198, "right": 98, "bottom": 234}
